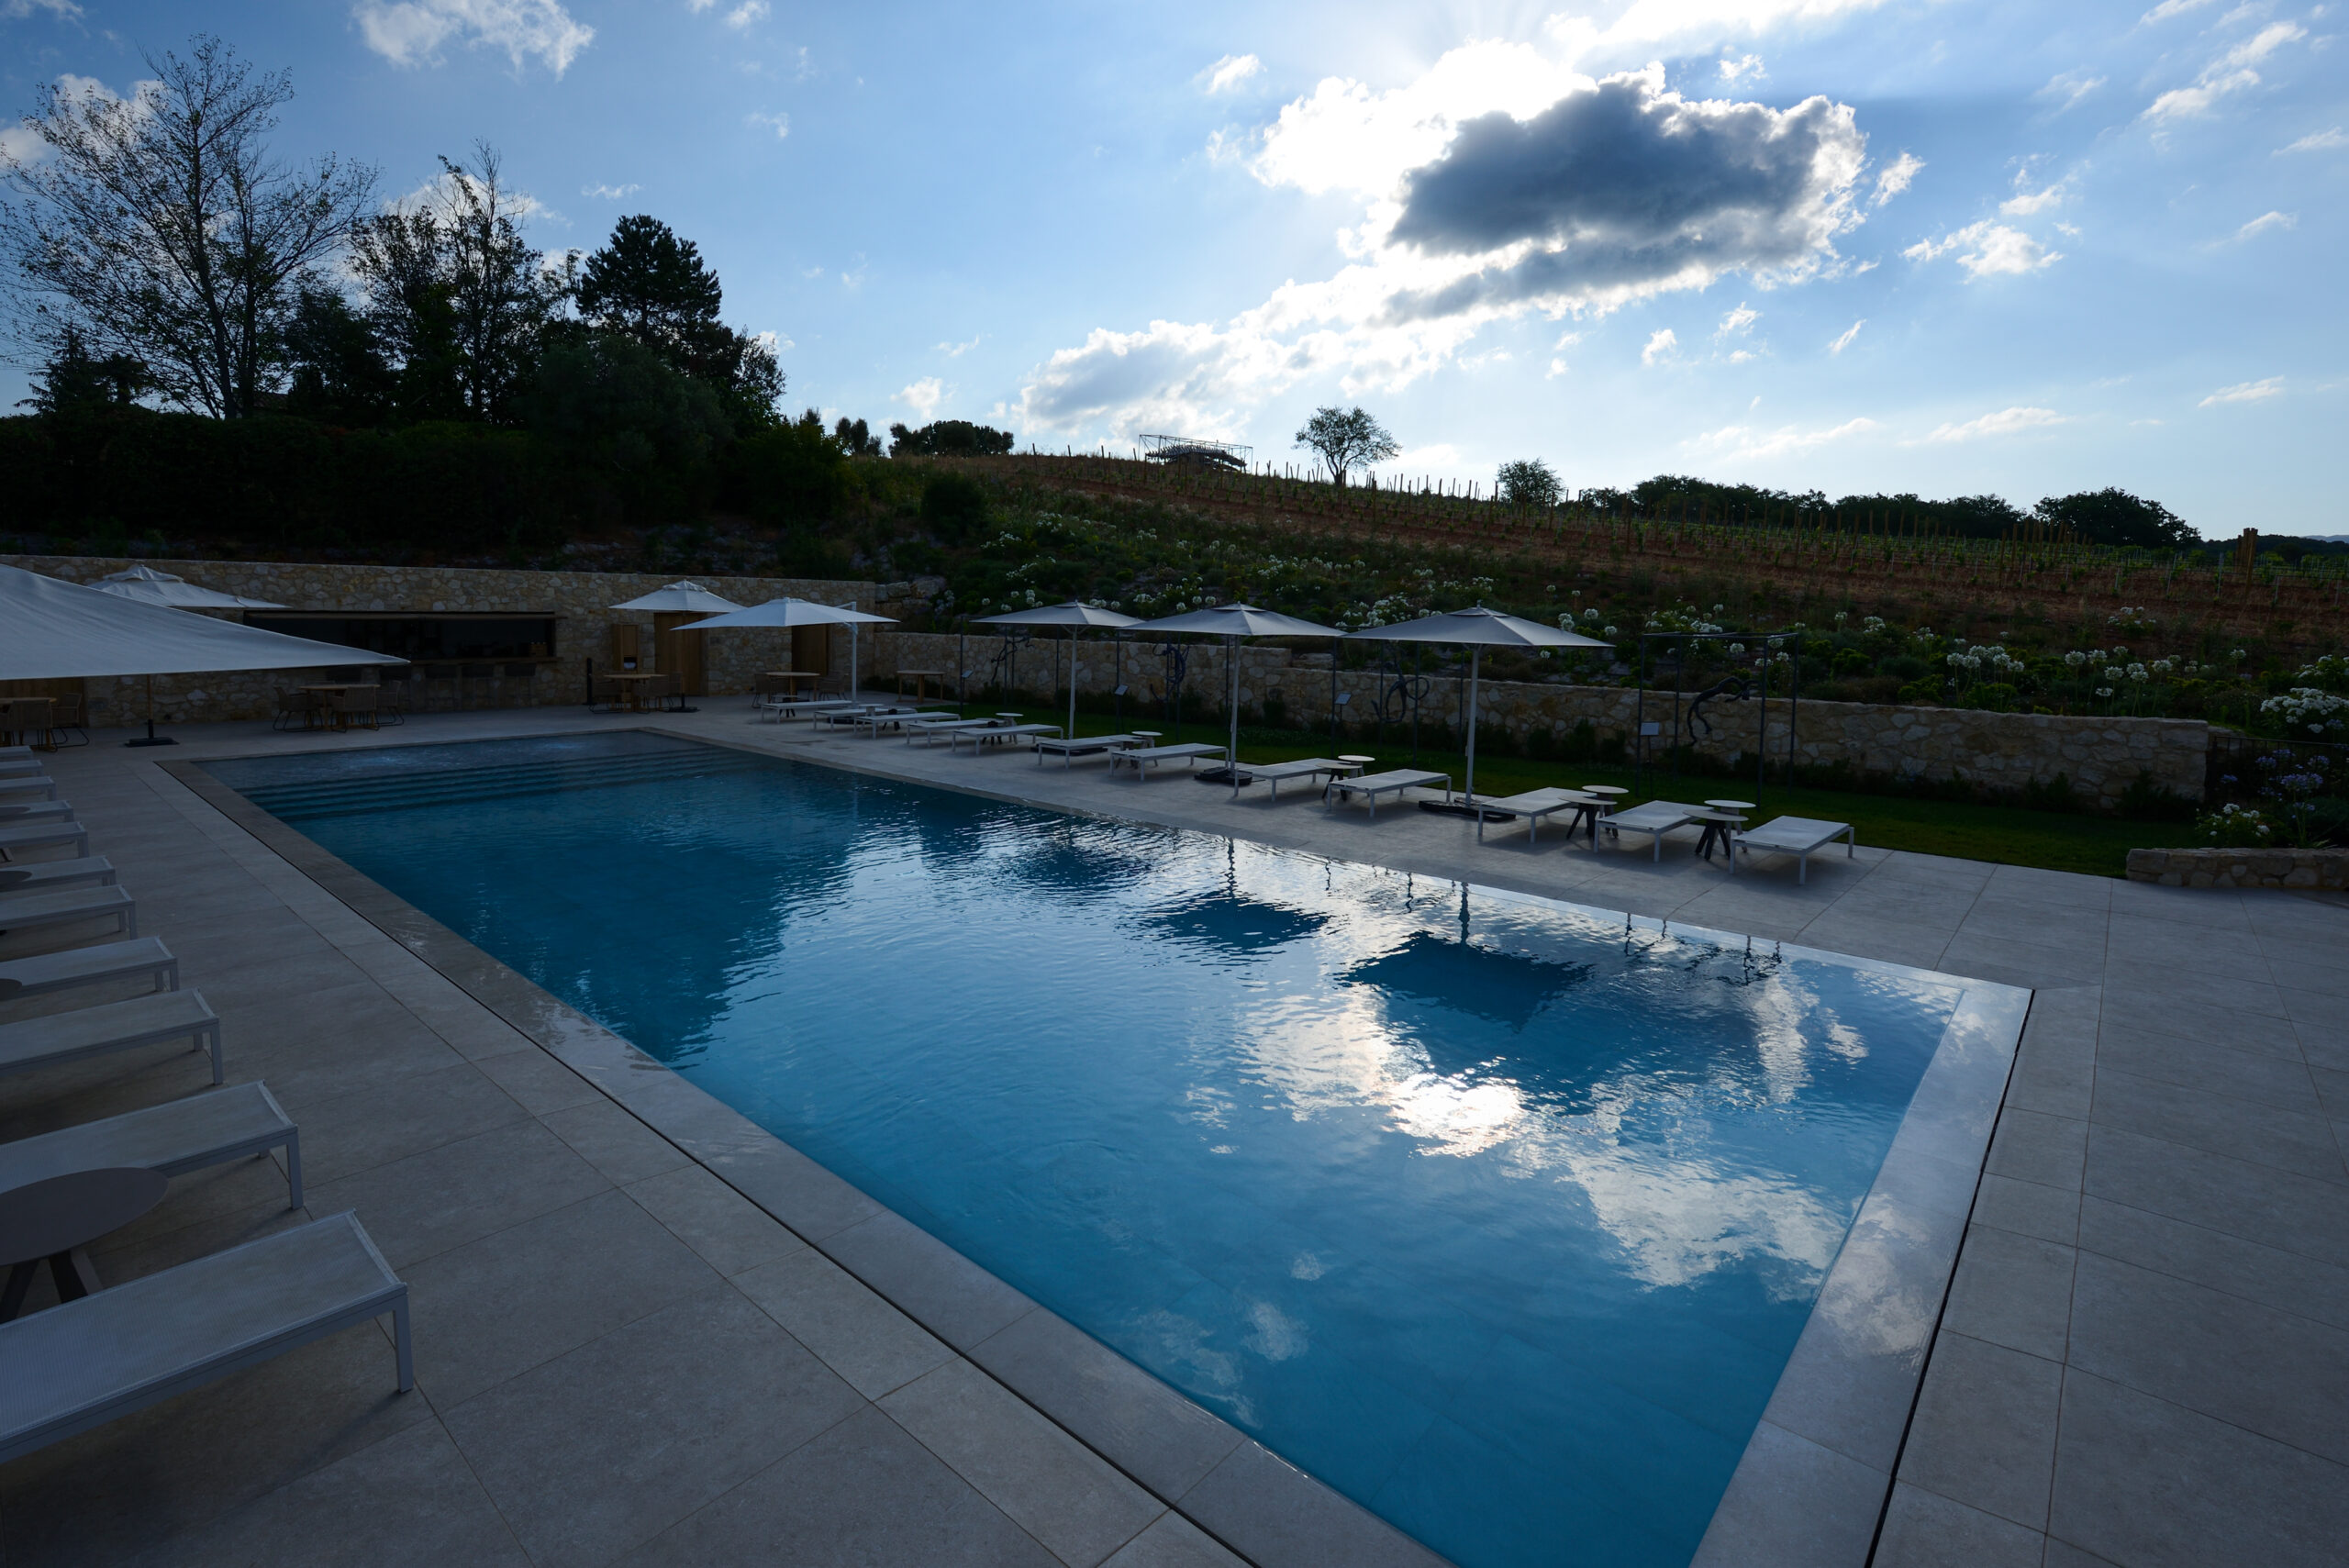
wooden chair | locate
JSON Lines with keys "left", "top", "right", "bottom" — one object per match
{"left": 330, "top": 689, "right": 381, "bottom": 732}
{"left": 0, "top": 700, "right": 59, "bottom": 751}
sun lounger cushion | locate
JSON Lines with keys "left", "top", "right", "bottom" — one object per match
{"left": 950, "top": 723, "right": 1062, "bottom": 750}
{"left": 0, "top": 937, "right": 175, "bottom": 1003}
{"left": 0, "top": 777, "right": 60, "bottom": 800}
{"left": 1598, "top": 802, "right": 1704, "bottom": 860}
{"left": 1473, "top": 789, "right": 1598, "bottom": 842}
{"left": 1109, "top": 743, "right": 1226, "bottom": 776}
{"left": 1327, "top": 770, "right": 1451, "bottom": 817}
{"left": 0, "top": 886, "right": 135, "bottom": 940}
{"left": 0, "top": 1081, "right": 297, "bottom": 1205}
{"left": 0, "top": 802, "right": 73, "bottom": 826}
{"left": 0, "top": 823, "right": 90, "bottom": 859}
{"left": 0, "top": 987, "right": 220, "bottom": 1085}
{"left": 1731, "top": 817, "right": 1855, "bottom": 883}
{"left": 0, "top": 1211, "right": 409, "bottom": 1463}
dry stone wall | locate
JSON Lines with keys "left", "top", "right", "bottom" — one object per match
{"left": 3, "top": 555, "right": 876, "bottom": 725}
{"left": 2125, "top": 848, "right": 2349, "bottom": 890}
{"left": 876, "top": 630, "right": 2209, "bottom": 809}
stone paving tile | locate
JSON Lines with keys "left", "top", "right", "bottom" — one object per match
{"left": 615, "top": 1406, "right": 1061, "bottom": 1568}
{"left": 1969, "top": 1173, "right": 2081, "bottom": 1245}
{"left": 2075, "top": 1194, "right": 2349, "bottom": 1331}
{"left": 2090, "top": 1067, "right": 2346, "bottom": 1183}
{"left": 286, "top": 1061, "right": 532, "bottom": 1183}
{"left": 2091, "top": 1027, "right": 2321, "bottom": 1114}
{"left": 1940, "top": 1226, "right": 2077, "bottom": 1362}
{"left": 2065, "top": 1251, "right": 2349, "bottom": 1464}
{"left": 1892, "top": 1331, "right": 2062, "bottom": 1531}
{"left": 1098, "top": 1511, "right": 1248, "bottom": 1568}
{"left": 882, "top": 1358, "right": 1165, "bottom": 1568}
{"left": 824, "top": 1207, "right": 1038, "bottom": 1351}
{"left": 305, "top": 1118, "right": 609, "bottom": 1268}
{"left": 2083, "top": 1123, "right": 2349, "bottom": 1269}
{"left": 626, "top": 1162, "right": 808, "bottom": 1277}
{"left": 1871, "top": 1482, "right": 2045, "bottom": 1568}
{"left": 2049, "top": 1370, "right": 2349, "bottom": 1568}
{"left": 734, "top": 1246, "right": 958, "bottom": 1399}
{"left": 1180, "top": 1440, "right": 1449, "bottom": 1568}
{"left": 1983, "top": 1108, "right": 2088, "bottom": 1190}
{"left": 448, "top": 1285, "right": 866, "bottom": 1568}
{"left": 540, "top": 1095, "right": 696, "bottom": 1186}
{"left": 402, "top": 1187, "right": 720, "bottom": 1408}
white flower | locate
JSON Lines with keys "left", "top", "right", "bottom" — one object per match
{"left": 2095, "top": 686, "right": 2114, "bottom": 698}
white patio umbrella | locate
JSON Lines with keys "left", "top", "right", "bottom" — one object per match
{"left": 1124, "top": 602, "right": 1345, "bottom": 796}
{"left": 607, "top": 581, "right": 744, "bottom": 614}
{"left": 86, "top": 564, "right": 285, "bottom": 611}
{"left": 970, "top": 602, "right": 1141, "bottom": 742}
{"left": 1, "top": 563, "right": 401, "bottom": 748}
{"left": 677, "top": 596, "right": 896, "bottom": 702}
{"left": 1347, "top": 606, "right": 1611, "bottom": 805}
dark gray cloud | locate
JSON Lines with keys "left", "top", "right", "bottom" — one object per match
{"left": 1386, "top": 71, "right": 1865, "bottom": 317}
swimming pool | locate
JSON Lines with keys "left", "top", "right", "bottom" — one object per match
{"left": 208, "top": 733, "right": 2011, "bottom": 1568}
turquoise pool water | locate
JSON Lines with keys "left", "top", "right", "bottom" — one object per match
{"left": 209, "top": 733, "right": 1965, "bottom": 1568}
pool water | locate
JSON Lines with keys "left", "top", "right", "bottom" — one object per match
{"left": 211, "top": 733, "right": 1968, "bottom": 1568}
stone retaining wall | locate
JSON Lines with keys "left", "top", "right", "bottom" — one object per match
{"left": 2124, "top": 848, "right": 2349, "bottom": 890}
{"left": 3, "top": 555, "right": 875, "bottom": 725}
{"left": 878, "top": 630, "right": 2210, "bottom": 809}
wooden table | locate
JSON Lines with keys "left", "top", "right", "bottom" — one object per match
{"left": 762, "top": 671, "right": 821, "bottom": 699}
{"left": 895, "top": 669, "right": 950, "bottom": 701}
{"left": 603, "top": 673, "right": 665, "bottom": 712}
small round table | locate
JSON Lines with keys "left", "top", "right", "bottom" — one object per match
{"left": 1336, "top": 755, "right": 1376, "bottom": 769}
{"left": 1696, "top": 801, "right": 1754, "bottom": 863}
{"left": 0, "top": 1166, "right": 167, "bottom": 1320}
{"left": 1131, "top": 730, "right": 1163, "bottom": 747}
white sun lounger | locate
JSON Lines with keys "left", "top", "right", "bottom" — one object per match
{"left": 755, "top": 697, "right": 858, "bottom": 723}
{"left": 0, "top": 1081, "right": 299, "bottom": 1207}
{"left": 1033, "top": 734, "right": 1142, "bottom": 767}
{"left": 0, "top": 886, "right": 136, "bottom": 942}
{"left": 0, "top": 987, "right": 221, "bottom": 1085}
{"left": 0, "top": 822, "right": 90, "bottom": 862}
{"left": 0, "top": 744, "right": 36, "bottom": 760}
{"left": 1597, "top": 801, "right": 1705, "bottom": 861}
{"left": 0, "top": 937, "right": 177, "bottom": 1005}
{"left": 1230, "top": 758, "right": 1364, "bottom": 801}
{"left": 0, "top": 1210, "right": 410, "bottom": 1464}
{"left": 903, "top": 717, "right": 996, "bottom": 746}
{"left": 0, "top": 759, "right": 42, "bottom": 778}
{"left": 950, "top": 723, "right": 1063, "bottom": 753}
{"left": 1108, "top": 742, "right": 1226, "bottom": 779}
{"left": 1326, "top": 769, "right": 1453, "bottom": 817}
{"left": 0, "top": 801, "right": 74, "bottom": 826}
{"left": 1731, "top": 817, "right": 1856, "bottom": 883}
{"left": 0, "top": 776, "right": 59, "bottom": 802}
{"left": 0, "top": 857, "right": 116, "bottom": 895}
{"left": 839, "top": 707, "right": 952, "bottom": 737}
{"left": 1472, "top": 788, "right": 1604, "bottom": 843}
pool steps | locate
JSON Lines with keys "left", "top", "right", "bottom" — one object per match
{"left": 235, "top": 750, "right": 756, "bottom": 821}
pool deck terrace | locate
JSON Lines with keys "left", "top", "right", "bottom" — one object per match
{"left": 3, "top": 706, "right": 2345, "bottom": 1568}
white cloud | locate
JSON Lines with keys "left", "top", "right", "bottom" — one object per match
{"left": 936, "top": 334, "right": 983, "bottom": 357}
{"left": 1022, "top": 52, "right": 1869, "bottom": 437}
{"left": 1715, "top": 304, "right": 1759, "bottom": 342}
{"left": 1687, "top": 416, "right": 1876, "bottom": 462}
{"left": 1918, "top": 406, "right": 2069, "bottom": 442}
{"left": 2276, "top": 127, "right": 2347, "bottom": 154}
{"left": 2035, "top": 71, "right": 2104, "bottom": 113}
{"left": 390, "top": 166, "right": 554, "bottom": 225}
{"left": 1904, "top": 221, "right": 2059, "bottom": 279}
{"left": 2139, "top": 0, "right": 2215, "bottom": 21}
{"left": 1198, "top": 53, "right": 1263, "bottom": 94}
{"left": 1718, "top": 53, "right": 1765, "bottom": 85}
{"left": 354, "top": 0, "right": 595, "bottom": 76}
{"left": 581, "top": 181, "right": 640, "bottom": 199}
{"left": 2199, "top": 376, "right": 2282, "bottom": 406}
{"left": 1872, "top": 151, "right": 1922, "bottom": 206}
{"left": 744, "top": 110, "right": 790, "bottom": 139}
{"left": 0, "top": 123, "right": 49, "bottom": 169}
{"left": 750, "top": 328, "right": 791, "bottom": 354}
{"left": 1, "top": 0, "right": 82, "bottom": 18}
{"left": 2000, "top": 162, "right": 2071, "bottom": 216}
{"left": 724, "top": 1, "right": 765, "bottom": 28}
{"left": 2142, "top": 21, "right": 2305, "bottom": 122}
{"left": 2227, "top": 209, "right": 2297, "bottom": 241}
{"left": 1642, "top": 328, "right": 1680, "bottom": 365}
{"left": 896, "top": 377, "right": 946, "bottom": 419}
{"left": 1828, "top": 319, "right": 1865, "bottom": 354}
{"left": 686, "top": 0, "right": 715, "bottom": 9}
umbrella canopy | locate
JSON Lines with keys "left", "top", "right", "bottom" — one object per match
{"left": 1125, "top": 602, "right": 1346, "bottom": 795}
{"left": 87, "top": 564, "right": 285, "bottom": 611}
{"left": 607, "top": 580, "right": 744, "bottom": 614}
{"left": 1349, "top": 606, "right": 1612, "bottom": 803}
{"left": 972, "top": 602, "right": 1141, "bottom": 740}
{"left": 679, "top": 597, "right": 897, "bottom": 701}
{"left": 0, "top": 564, "right": 400, "bottom": 681}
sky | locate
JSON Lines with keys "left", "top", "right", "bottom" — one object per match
{"left": 1, "top": 0, "right": 2343, "bottom": 535}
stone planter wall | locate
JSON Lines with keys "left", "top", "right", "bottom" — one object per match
{"left": 2, "top": 555, "right": 876, "bottom": 725}
{"left": 2124, "top": 848, "right": 2349, "bottom": 890}
{"left": 878, "top": 631, "right": 2210, "bottom": 809}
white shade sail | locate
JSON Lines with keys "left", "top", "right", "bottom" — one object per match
{"left": 0, "top": 564, "right": 402, "bottom": 681}
{"left": 87, "top": 564, "right": 285, "bottom": 611}
{"left": 676, "top": 597, "right": 896, "bottom": 630}
{"left": 1125, "top": 603, "right": 1344, "bottom": 639}
{"left": 607, "top": 580, "right": 745, "bottom": 614}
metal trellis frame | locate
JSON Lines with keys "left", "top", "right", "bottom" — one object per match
{"left": 1632, "top": 630, "right": 1802, "bottom": 794}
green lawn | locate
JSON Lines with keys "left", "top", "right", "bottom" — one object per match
{"left": 953, "top": 701, "right": 2197, "bottom": 878}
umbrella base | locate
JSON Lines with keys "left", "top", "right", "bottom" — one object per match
{"left": 124, "top": 736, "right": 178, "bottom": 747}
{"left": 1196, "top": 767, "right": 1252, "bottom": 785}
{"left": 1418, "top": 799, "right": 1507, "bottom": 819}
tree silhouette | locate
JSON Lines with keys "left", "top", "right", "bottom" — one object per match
{"left": 1294, "top": 406, "right": 1397, "bottom": 487}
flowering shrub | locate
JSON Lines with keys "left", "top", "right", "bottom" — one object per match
{"left": 2199, "top": 802, "right": 2273, "bottom": 847}
{"left": 2261, "top": 688, "right": 2349, "bottom": 738}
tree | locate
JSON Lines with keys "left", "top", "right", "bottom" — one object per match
{"left": 834, "top": 416, "right": 882, "bottom": 457}
{"left": 2033, "top": 488, "right": 2199, "bottom": 550}
{"left": 0, "top": 37, "right": 375, "bottom": 417}
{"left": 887, "top": 418, "right": 1015, "bottom": 456}
{"left": 526, "top": 332, "right": 730, "bottom": 522}
{"left": 575, "top": 214, "right": 783, "bottom": 433}
{"left": 18, "top": 322, "right": 150, "bottom": 413}
{"left": 349, "top": 145, "right": 570, "bottom": 425}
{"left": 1294, "top": 406, "right": 1397, "bottom": 487}
{"left": 281, "top": 287, "right": 396, "bottom": 426}
{"left": 1496, "top": 458, "right": 1561, "bottom": 509}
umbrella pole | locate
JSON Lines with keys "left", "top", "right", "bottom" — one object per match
{"left": 125, "top": 672, "right": 176, "bottom": 748}
{"left": 1230, "top": 635, "right": 1241, "bottom": 797}
{"left": 1464, "top": 647, "right": 1480, "bottom": 802}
